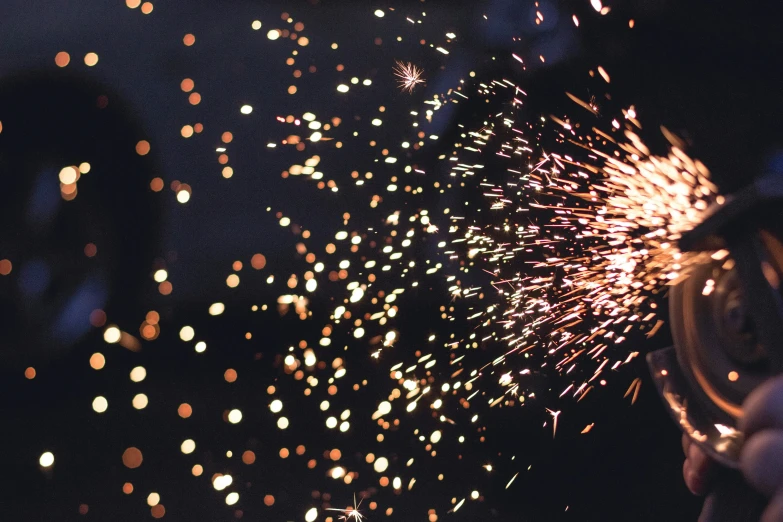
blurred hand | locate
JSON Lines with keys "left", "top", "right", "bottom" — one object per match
{"left": 683, "top": 375, "right": 783, "bottom": 522}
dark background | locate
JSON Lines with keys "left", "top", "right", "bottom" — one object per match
{"left": 2, "top": 0, "right": 783, "bottom": 520}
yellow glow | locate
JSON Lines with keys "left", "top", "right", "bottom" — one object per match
{"left": 181, "top": 439, "right": 196, "bottom": 454}
{"left": 59, "top": 166, "right": 78, "bottom": 184}
{"left": 132, "top": 394, "right": 148, "bottom": 409}
{"left": 228, "top": 409, "right": 242, "bottom": 424}
{"left": 270, "top": 399, "right": 283, "bottom": 413}
{"left": 277, "top": 417, "right": 289, "bottom": 429}
{"left": 130, "top": 366, "right": 146, "bottom": 382}
{"left": 39, "top": 452, "right": 54, "bottom": 467}
{"left": 147, "top": 492, "right": 160, "bottom": 507}
{"left": 209, "top": 302, "right": 225, "bottom": 315}
{"left": 153, "top": 269, "right": 168, "bottom": 282}
{"left": 179, "top": 326, "right": 195, "bottom": 341}
{"left": 92, "top": 396, "right": 108, "bottom": 413}
{"left": 374, "top": 457, "right": 389, "bottom": 473}
{"left": 226, "top": 274, "right": 240, "bottom": 288}
{"left": 103, "top": 326, "right": 121, "bottom": 344}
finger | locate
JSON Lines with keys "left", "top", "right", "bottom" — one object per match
{"left": 761, "top": 489, "right": 783, "bottom": 522}
{"left": 741, "top": 375, "right": 783, "bottom": 436}
{"left": 683, "top": 459, "right": 695, "bottom": 493}
{"left": 683, "top": 432, "right": 692, "bottom": 456}
{"left": 740, "top": 430, "right": 783, "bottom": 497}
{"left": 698, "top": 494, "right": 716, "bottom": 522}
{"left": 689, "top": 441, "right": 711, "bottom": 474}
{"left": 685, "top": 444, "right": 713, "bottom": 496}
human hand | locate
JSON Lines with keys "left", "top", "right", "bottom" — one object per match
{"left": 683, "top": 375, "right": 783, "bottom": 522}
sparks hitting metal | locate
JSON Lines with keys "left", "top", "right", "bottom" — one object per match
{"left": 393, "top": 60, "right": 425, "bottom": 94}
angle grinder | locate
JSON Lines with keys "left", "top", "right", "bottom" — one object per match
{"left": 648, "top": 171, "right": 783, "bottom": 521}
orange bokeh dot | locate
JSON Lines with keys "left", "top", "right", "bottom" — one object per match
{"left": 263, "top": 495, "right": 275, "bottom": 506}
{"left": 55, "top": 51, "right": 70, "bottom": 67}
{"left": 224, "top": 369, "right": 238, "bottom": 383}
{"left": 183, "top": 34, "right": 196, "bottom": 46}
{"left": 79, "top": 504, "right": 89, "bottom": 515}
{"left": 141, "top": 324, "right": 157, "bottom": 339}
{"left": 194, "top": 123, "right": 204, "bottom": 133}
{"left": 136, "top": 140, "right": 151, "bottom": 156}
{"left": 150, "top": 177, "right": 164, "bottom": 192}
{"left": 24, "top": 367, "right": 36, "bottom": 379}
{"left": 218, "top": 154, "right": 229, "bottom": 165}
{"left": 181, "top": 125, "right": 194, "bottom": 138}
{"left": 89, "top": 353, "right": 106, "bottom": 370}
{"left": 151, "top": 504, "right": 165, "bottom": 518}
{"left": 178, "top": 403, "right": 192, "bottom": 418}
{"left": 84, "top": 52, "right": 99, "bottom": 66}
{"left": 251, "top": 254, "right": 267, "bottom": 270}
{"left": 126, "top": 0, "right": 141, "bottom": 7}
{"left": 122, "top": 447, "right": 143, "bottom": 469}
{"left": 123, "top": 482, "right": 134, "bottom": 494}
{"left": 329, "top": 449, "right": 341, "bottom": 461}
{"left": 141, "top": 2, "right": 153, "bottom": 14}
{"left": 279, "top": 448, "right": 290, "bottom": 458}
{"left": 84, "top": 243, "right": 97, "bottom": 257}
{"left": 296, "top": 445, "right": 306, "bottom": 455}
{"left": 328, "top": 385, "right": 337, "bottom": 396}
{"left": 159, "top": 281, "right": 173, "bottom": 295}
{"left": 189, "top": 92, "right": 201, "bottom": 105}
{"left": 288, "top": 85, "right": 297, "bottom": 95}
{"left": 0, "top": 259, "right": 12, "bottom": 275}
{"left": 90, "top": 309, "right": 107, "bottom": 327}
{"left": 221, "top": 132, "right": 233, "bottom": 143}
{"left": 242, "top": 450, "right": 256, "bottom": 464}
{"left": 180, "top": 78, "right": 194, "bottom": 92}
{"left": 379, "top": 477, "right": 389, "bottom": 487}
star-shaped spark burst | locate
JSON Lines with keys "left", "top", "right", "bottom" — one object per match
{"left": 393, "top": 60, "right": 425, "bottom": 93}
{"left": 327, "top": 494, "right": 366, "bottom": 521}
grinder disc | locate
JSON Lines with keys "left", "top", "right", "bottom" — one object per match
{"left": 670, "top": 231, "right": 783, "bottom": 423}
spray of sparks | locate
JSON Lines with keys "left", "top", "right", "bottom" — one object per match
{"left": 19, "top": 3, "right": 721, "bottom": 521}
{"left": 393, "top": 60, "right": 426, "bottom": 93}
{"left": 327, "top": 494, "right": 366, "bottom": 521}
